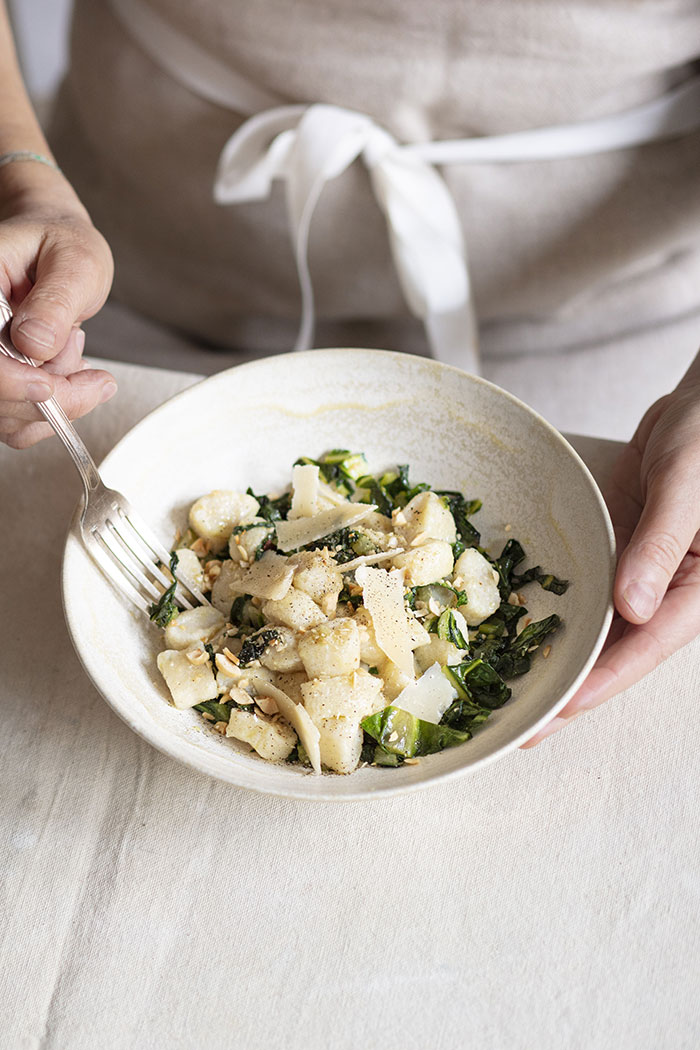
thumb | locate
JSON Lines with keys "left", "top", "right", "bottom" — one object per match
{"left": 614, "top": 465, "right": 698, "bottom": 624}
{"left": 10, "top": 234, "right": 112, "bottom": 362}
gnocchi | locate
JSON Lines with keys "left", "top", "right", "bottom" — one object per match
{"left": 152, "top": 452, "right": 567, "bottom": 774}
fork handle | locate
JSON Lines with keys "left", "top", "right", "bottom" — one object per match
{"left": 0, "top": 294, "right": 101, "bottom": 499}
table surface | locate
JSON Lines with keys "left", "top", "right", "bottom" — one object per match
{"left": 1, "top": 360, "right": 698, "bottom": 1050}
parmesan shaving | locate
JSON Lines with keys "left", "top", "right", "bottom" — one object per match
{"left": 274, "top": 503, "right": 377, "bottom": 552}
{"left": 337, "top": 548, "right": 406, "bottom": 573}
{"left": 355, "top": 565, "right": 414, "bottom": 678}
{"left": 247, "top": 672, "right": 322, "bottom": 774}
{"left": 392, "top": 663, "right": 457, "bottom": 724}
{"left": 289, "top": 464, "right": 320, "bottom": 519}
{"left": 233, "top": 550, "right": 294, "bottom": 601}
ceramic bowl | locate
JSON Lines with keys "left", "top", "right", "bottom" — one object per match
{"left": 62, "top": 349, "right": 615, "bottom": 800}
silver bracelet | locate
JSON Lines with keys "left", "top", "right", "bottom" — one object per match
{"left": 0, "top": 150, "right": 62, "bottom": 174}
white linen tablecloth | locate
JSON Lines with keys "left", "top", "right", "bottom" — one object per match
{"left": 1, "top": 359, "right": 698, "bottom": 1050}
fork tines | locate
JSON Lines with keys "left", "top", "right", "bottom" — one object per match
{"left": 83, "top": 503, "right": 209, "bottom": 615}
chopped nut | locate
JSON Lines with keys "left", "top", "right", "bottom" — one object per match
{"left": 393, "top": 510, "right": 407, "bottom": 527}
{"left": 428, "top": 597, "right": 442, "bottom": 616}
{"left": 388, "top": 731, "right": 399, "bottom": 743}
{"left": 504, "top": 523, "right": 512, "bottom": 533}
{"left": 191, "top": 537, "right": 210, "bottom": 557}
{"left": 410, "top": 531, "right": 427, "bottom": 547}
{"left": 387, "top": 536, "right": 399, "bottom": 549}
{"left": 222, "top": 647, "right": 239, "bottom": 665}
{"left": 255, "top": 695, "right": 279, "bottom": 716}
{"left": 173, "top": 528, "right": 182, "bottom": 545}
{"left": 200, "top": 712, "right": 215, "bottom": 722}
{"left": 230, "top": 686, "right": 254, "bottom": 706}
{"left": 204, "top": 560, "right": 223, "bottom": 579}
{"left": 452, "top": 575, "right": 464, "bottom": 589}
{"left": 213, "top": 720, "right": 228, "bottom": 735}
{"left": 507, "top": 593, "right": 520, "bottom": 606}
{"left": 347, "top": 582, "right": 363, "bottom": 597}
{"left": 185, "top": 646, "right": 211, "bottom": 666}
{"left": 216, "top": 652, "right": 242, "bottom": 678}
{"left": 404, "top": 757, "right": 420, "bottom": 766}
{"left": 542, "top": 645, "right": 552, "bottom": 659}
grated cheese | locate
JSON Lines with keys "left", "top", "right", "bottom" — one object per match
{"left": 355, "top": 565, "right": 415, "bottom": 678}
{"left": 392, "top": 663, "right": 458, "bottom": 724}
{"left": 274, "top": 503, "right": 377, "bottom": 552}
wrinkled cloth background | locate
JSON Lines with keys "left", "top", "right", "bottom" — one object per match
{"left": 1, "top": 321, "right": 699, "bottom": 1049}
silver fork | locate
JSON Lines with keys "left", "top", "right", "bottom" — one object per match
{"left": 0, "top": 292, "right": 209, "bottom": 616}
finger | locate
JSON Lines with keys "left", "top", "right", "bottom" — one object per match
{"left": 522, "top": 553, "right": 700, "bottom": 746}
{"left": 9, "top": 234, "right": 111, "bottom": 362}
{"left": 0, "top": 354, "right": 57, "bottom": 403}
{"left": 603, "top": 442, "right": 644, "bottom": 542}
{"left": 42, "top": 327, "right": 86, "bottom": 377}
{"left": 614, "top": 463, "right": 700, "bottom": 624}
{"left": 0, "top": 366, "right": 116, "bottom": 432}
{"left": 1, "top": 421, "right": 56, "bottom": 449}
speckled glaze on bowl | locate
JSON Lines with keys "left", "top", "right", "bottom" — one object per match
{"left": 62, "top": 349, "right": 615, "bottom": 800}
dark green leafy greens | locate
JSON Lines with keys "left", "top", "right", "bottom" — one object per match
{"left": 362, "top": 706, "right": 470, "bottom": 759}
{"left": 229, "top": 595, "right": 265, "bottom": 636}
{"left": 173, "top": 449, "right": 569, "bottom": 771}
{"left": 238, "top": 627, "right": 283, "bottom": 667}
{"left": 148, "top": 551, "right": 180, "bottom": 628}
{"left": 435, "top": 492, "right": 482, "bottom": 548}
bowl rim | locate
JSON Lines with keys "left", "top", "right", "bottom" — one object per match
{"left": 61, "top": 347, "right": 616, "bottom": 801}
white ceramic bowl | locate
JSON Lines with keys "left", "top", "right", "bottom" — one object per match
{"left": 62, "top": 349, "right": 615, "bottom": 800}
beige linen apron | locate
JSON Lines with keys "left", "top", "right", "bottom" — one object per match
{"left": 49, "top": 0, "right": 700, "bottom": 362}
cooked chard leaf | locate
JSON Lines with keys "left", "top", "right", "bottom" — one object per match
{"left": 248, "top": 487, "right": 292, "bottom": 522}
{"left": 203, "top": 642, "right": 217, "bottom": 675}
{"left": 194, "top": 700, "right": 233, "bottom": 722}
{"left": 494, "top": 614, "right": 561, "bottom": 678}
{"left": 355, "top": 462, "right": 429, "bottom": 515}
{"left": 435, "top": 491, "right": 482, "bottom": 547}
{"left": 238, "top": 627, "right": 282, "bottom": 666}
{"left": 148, "top": 551, "right": 179, "bottom": 628}
{"left": 443, "top": 658, "right": 512, "bottom": 709}
{"left": 338, "top": 583, "right": 363, "bottom": 610}
{"left": 493, "top": 539, "right": 527, "bottom": 599}
{"left": 408, "top": 581, "right": 468, "bottom": 612}
{"left": 362, "top": 706, "right": 470, "bottom": 758}
{"left": 296, "top": 741, "right": 312, "bottom": 767}
{"left": 355, "top": 474, "right": 393, "bottom": 516}
{"left": 511, "top": 567, "right": 569, "bottom": 595}
{"left": 295, "top": 450, "right": 367, "bottom": 495}
{"left": 372, "top": 747, "right": 403, "bottom": 767}
{"left": 229, "top": 595, "right": 265, "bottom": 635}
{"left": 304, "top": 526, "right": 376, "bottom": 563}
{"left": 440, "top": 696, "right": 492, "bottom": 734}
{"left": 434, "top": 609, "right": 469, "bottom": 649}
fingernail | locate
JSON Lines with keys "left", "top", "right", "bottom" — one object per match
{"left": 17, "top": 318, "right": 56, "bottom": 349}
{"left": 26, "top": 381, "right": 53, "bottom": 402}
{"left": 99, "top": 381, "right": 118, "bottom": 404}
{"left": 74, "top": 328, "right": 86, "bottom": 353}
{"left": 622, "top": 580, "right": 658, "bottom": 619}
